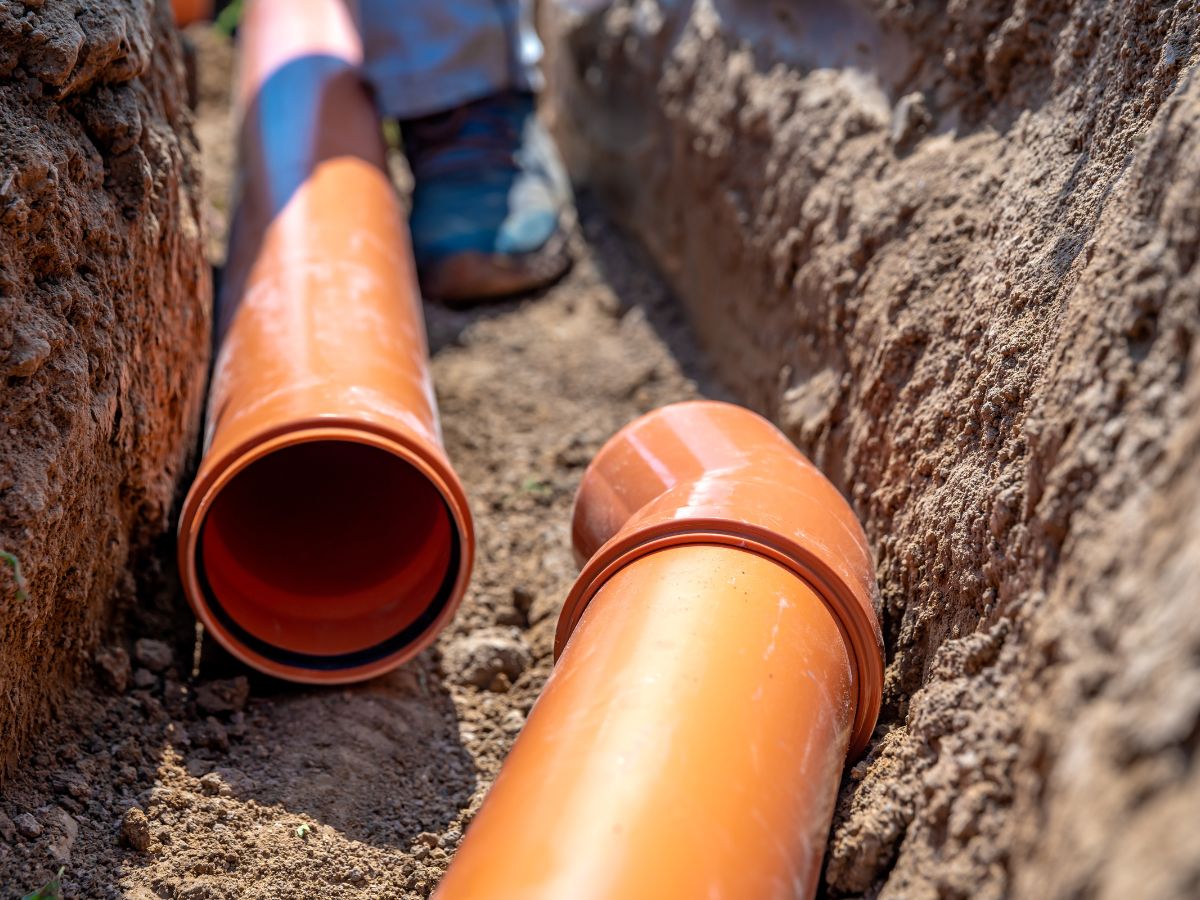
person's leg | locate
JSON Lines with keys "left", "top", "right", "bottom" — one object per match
{"left": 360, "top": 0, "right": 572, "bottom": 304}
{"left": 359, "top": 0, "right": 542, "bottom": 121}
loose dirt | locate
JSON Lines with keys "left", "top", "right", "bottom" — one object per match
{"left": 0, "top": 25, "right": 717, "bottom": 899}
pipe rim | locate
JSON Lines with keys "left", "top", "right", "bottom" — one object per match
{"left": 178, "top": 421, "right": 474, "bottom": 684}
{"left": 557, "top": 522, "right": 884, "bottom": 758}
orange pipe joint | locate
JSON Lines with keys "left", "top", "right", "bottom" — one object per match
{"left": 437, "top": 401, "right": 884, "bottom": 899}
{"left": 176, "top": 0, "right": 473, "bottom": 683}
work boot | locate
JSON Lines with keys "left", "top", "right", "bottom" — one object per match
{"left": 400, "top": 90, "right": 574, "bottom": 305}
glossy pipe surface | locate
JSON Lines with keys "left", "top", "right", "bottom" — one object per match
{"left": 176, "top": 0, "right": 473, "bottom": 683}
{"left": 437, "top": 401, "right": 882, "bottom": 899}
{"left": 438, "top": 544, "right": 853, "bottom": 899}
{"left": 567, "top": 399, "right": 882, "bottom": 754}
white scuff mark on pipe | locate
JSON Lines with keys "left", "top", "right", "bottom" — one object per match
{"left": 763, "top": 592, "right": 791, "bottom": 661}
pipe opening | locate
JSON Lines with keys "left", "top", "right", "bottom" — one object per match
{"left": 195, "top": 439, "right": 459, "bottom": 668}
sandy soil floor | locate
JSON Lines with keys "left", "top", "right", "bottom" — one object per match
{"left": 0, "top": 27, "right": 722, "bottom": 899}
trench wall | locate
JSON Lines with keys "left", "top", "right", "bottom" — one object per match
{"left": 0, "top": 0, "right": 209, "bottom": 778}
{"left": 544, "top": 1, "right": 1200, "bottom": 895}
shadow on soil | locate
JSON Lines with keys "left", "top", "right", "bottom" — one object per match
{"left": 424, "top": 194, "right": 730, "bottom": 403}
{"left": 174, "top": 642, "right": 476, "bottom": 850}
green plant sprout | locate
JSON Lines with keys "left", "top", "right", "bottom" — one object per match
{"left": 22, "top": 867, "right": 65, "bottom": 900}
{"left": 521, "top": 477, "right": 551, "bottom": 495}
{"left": 214, "top": 0, "right": 244, "bottom": 37}
{"left": 1, "top": 550, "right": 27, "bottom": 600}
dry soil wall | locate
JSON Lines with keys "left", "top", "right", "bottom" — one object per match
{"left": 545, "top": 1, "right": 1200, "bottom": 896}
{"left": 0, "top": 0, "right": 208, "bottom": 778}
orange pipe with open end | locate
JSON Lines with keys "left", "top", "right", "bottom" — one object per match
{"left": 437, "top": 401, "right": 883, "bottom": 899}
{"left": 177, "top": 0, "right": 473, "bottom": 683}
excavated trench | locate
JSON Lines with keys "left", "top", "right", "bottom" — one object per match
{"left": 1, "top": 3, "right": 1199, "bottom": 899}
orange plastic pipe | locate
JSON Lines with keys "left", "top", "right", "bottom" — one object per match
{"left": 437, "top": 401, "right": 883, "bottom": 899}
{"left": 171, "top": 0, "right": 213, "bottom": 27}
{"left": 177, "top": 0, "right": 473, "bottom": 683}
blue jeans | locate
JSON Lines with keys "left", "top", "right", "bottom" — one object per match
{"left": 359, "top": 0, "right": 543, "bottom": 119}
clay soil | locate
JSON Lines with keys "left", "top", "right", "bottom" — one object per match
{"left": 0, "top": 26, "right": 719, "bottom": 900}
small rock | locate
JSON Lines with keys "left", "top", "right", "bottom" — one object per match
{"left": 347, "top": 867, "right": 366, "bottom": 885}
{"left": 95, "top": 646, "right": 131, "bottom": 693}
{"left": 115, "top": 737, "right": 143, "bottom": 765}
{"left": 891, "top": 91, "right": 932, "bottom": 150}
{"left": 199, "top": 772, "right": 231, "bottom": 797}
{"left": 191, "top": 716, "right": 230, "bottom": 753}
{"left": 487, "top": 672, "right": 511, "bottom": 693}
{"left": 445, "top": 629, "right": 531, "bottom": 689}
{"left": 13, "top": 812, "right": 41, "bottom": 839}
{"left": 0, "top": 811, "right": 15, "bottom": 842}
{"left": 227, "top": 711, "right": 247, "bottom": 739}
{"left": 134, "top": 638, "right": 174, "bottom": 673}
{"left": 139, "top": 693, "right": 168, "bottom": 722}
{"left": 179, "top": 880, "right": 212, "bottom": 899}
{"left": 195, "top": 676, "right": 250, "bottom": 715}
{"left": 511, "top": 586, "right": 535, "bottom": 616}
{"left": 45, "top": 806, "right": 78, "bottom": 864}
{"left": 52, "top": 772, "right": 91, "bottom": 801}
{"left": 502, "top": 709, "right": 526, "bottom": 735}
{"left": 497, "top": 585, "right": 549, "bottom": 625}
{"left": 554, "top": 437, "right": 595, "bottom": 469}
{"left": 133, "top": 667, "right": 158, "bottom": 689}
{"left": 493, "top": 603, "right": 525, "bottom": 627}
{"left": 120, "top": 807, "right": 152, "bottom": 850}
{"left": 5, "top": 333, "right": 51, "bottom": 378}
{"left": 417, "top": 831, "right": 439, "bottom": 848}
{"left": 199, "top": 767, "right": 252, "bottom": 797}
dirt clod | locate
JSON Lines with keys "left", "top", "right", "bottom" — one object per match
{"left": 134, "top": 639, "right": 175, "bottom": 674}
{"left": 191, "top": 717, "right": 231, "bottom": 753}
{"left": 94, "top": 646, "right": 132, "bottom": 694}
{"left": 194, "top": 677, "right": 250, "bottom": 715}
{"left": 14, "top": 812, "right": 41, "bottom": 840}
{"left": 198, "top": 772, "right": 231, "bottom": 798}
{"left": 120, "top": 807, "right": 152, "bottom": 851}
{"left": 444, "top": 629, "right": 533, "bottom": 689}
{"left": 44, "top": 806, "right": 77, "bottom": 864}
{"left": 890, "top": 91, "right": 931, "bottom": 150}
